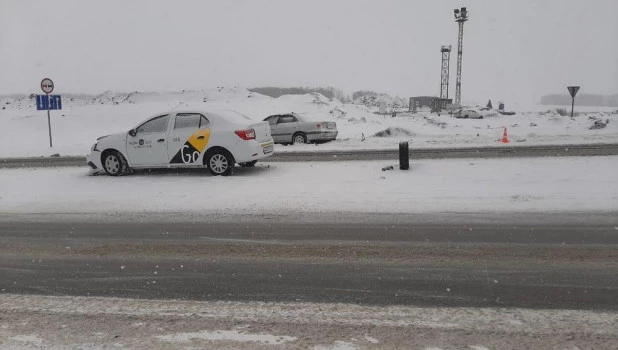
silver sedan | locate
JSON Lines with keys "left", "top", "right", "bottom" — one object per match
{"left": 263, "top": 113, "right": 338, "bottom": 144}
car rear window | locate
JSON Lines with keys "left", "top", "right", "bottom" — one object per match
{"left": 279, "top": 115, "right": 297, "bottom": 123}
{"left": 174, "top": 113, "right": 201, "bottom": 130}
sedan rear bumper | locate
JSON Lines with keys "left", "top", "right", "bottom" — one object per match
{"left": 234, "top": 139, "right": 275, "bottom": 163}
{"left": 307, "top": 130, "right": 338, "bottom": 142}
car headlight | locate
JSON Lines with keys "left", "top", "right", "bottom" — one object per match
{"left": 91, "top": 142, "right": 99, "bottom": 152}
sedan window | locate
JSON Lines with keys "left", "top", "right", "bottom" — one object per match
{"left": 136, "top": 114, "right": 170, "bottom": 134}
{"left": 278, "top": 115, "right": 297, "bottom": 124}
{"left": 174, "top": 113, "right": 202, "bottom": 130}
{"left": 266, "top": 116, "right": 279, "bottom": 126}
{"left": 199, "top": 116, "right": 210, "bottom": 129}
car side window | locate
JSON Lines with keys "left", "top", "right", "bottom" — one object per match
{"left": 278, "top": 115, "right": 297, "bottom": 124}
{"left": 136, "top": 114, "right": 170, "bottom": 134}
{"left": 174, "top": 113, "right": 202, "bottom": 130}
{"left": 199, "top": 116, "right": 210, "bottom": 129}
{"left": 266, "top": 116, "right": 279, "bottom": 126}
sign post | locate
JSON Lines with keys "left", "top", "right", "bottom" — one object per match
{"left": 567, "top": 86, "right": 580, "bottom": 119}
{"left": 40, "top": 78, "right": 55, "bottom": 147}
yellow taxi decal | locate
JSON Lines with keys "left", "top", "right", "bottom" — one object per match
{"left": 170, "top": 129, "right": 211, "bottom": 164}
{"left": 187, "top": 129, "right": 211, "bottom": 152}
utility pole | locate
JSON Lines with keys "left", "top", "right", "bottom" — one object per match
{"left": 454, "top": 7, "right": 469, "bottom": 106}
{"left": 440, "top": 45, "right": 452, "bottom": 100}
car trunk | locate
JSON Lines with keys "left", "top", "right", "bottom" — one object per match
{"left": 250, "top": 121, "right": 272, "bottom": 142}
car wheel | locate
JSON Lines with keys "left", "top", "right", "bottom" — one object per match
{"left": 292, "top": 133, "right": 307, "bottom": 144}
{"left": 207, "top": 149, "right": 235, "bottom": 176}
{"left": 240, "top": 160, "right": 258, "bottom": 167}
{"left": 102, "top": 151, "right": 128, "bottom": 176}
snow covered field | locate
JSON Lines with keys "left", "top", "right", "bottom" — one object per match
{"left": 1, "top": 88, "right": 616, "bottom": 158}
{"left": 1, "top": 156, "right": 616, "bottom": 215}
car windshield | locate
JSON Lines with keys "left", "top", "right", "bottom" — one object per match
{"left": 1, "top": 1, "right": 617, "bottom": 349}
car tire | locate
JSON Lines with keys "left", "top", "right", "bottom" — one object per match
{"left": 292, "top": 132, "right": 307, "bottom": 144}
{"left": 206, "top": 149, "right": 235, "bottom": 176}
{"left": 102, "top": 150, "right": 129, "bottom": 176}
{"left": 240, "top": 160, "right": 258, "bottom": 167}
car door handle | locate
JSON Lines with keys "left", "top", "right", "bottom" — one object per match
{"left": 157, "top": 139, "right": 165, "bottom": 143}
{"left": 196, "top": 136, "right": 205, "bottom": 140}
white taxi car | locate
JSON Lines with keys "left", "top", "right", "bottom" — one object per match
{"left": 87, "top": 110, "right": 274, "bottom": 176}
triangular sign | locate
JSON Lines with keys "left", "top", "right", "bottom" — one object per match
{"left": 567, "top": 86, "right": 580, "bottom": 98}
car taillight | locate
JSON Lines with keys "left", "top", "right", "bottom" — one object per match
{"left": 316, "top": 123, "right": 322, "bottom": 128}
{"left": 235, "top": 129, "right": 256, "bottom": 140}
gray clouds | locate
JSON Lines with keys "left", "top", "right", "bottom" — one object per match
{"left": 1, "top": 0, "right": 617, "bottom": 106}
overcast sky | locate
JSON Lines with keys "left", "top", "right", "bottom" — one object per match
{"left": 1, "top": 0, "right": 617, "bottom": 106}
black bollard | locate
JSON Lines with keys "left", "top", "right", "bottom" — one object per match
{"left": 399, "top": 142, "right": 409, "bottom": 170}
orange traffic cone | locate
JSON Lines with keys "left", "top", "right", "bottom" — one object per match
{"left": 501, "top": 127, "right": 509, "bottom": 143}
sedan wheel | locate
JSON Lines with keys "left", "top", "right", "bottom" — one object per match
{"left": 208, "top": 150, "right": 234, "bottom": 176}
{"left": 102, "top": 151, "right": 128, "bottom": 176}
{"left": 293, "top": 133, "right": 307, "bottom": 144}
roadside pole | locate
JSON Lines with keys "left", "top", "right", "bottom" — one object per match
{"left": 567, "top": 86, "right": 580, "bottom": 120}
{"left": 399, "top": 142, "right": 409, "bottom": 170}
{"left": 47, "top": 92, "right": 52, "bottom": 147}
{"left": 38, "top": 78, "right": 59, "bottom": 148}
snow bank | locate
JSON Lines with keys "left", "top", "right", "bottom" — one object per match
{"left": 156, "top": 330, "right": 296, "bottom": 345}
{"left": 373, "top": 127, "right": 414, "bottom": 137}
{"left": 1, "top": 88, "right": 617, "bottom": 158}
{"left": 1, "top": 294, "right": 616, "bottom": 349}
{"left": 353, "top": 92, "right": 407, "bottom": 109}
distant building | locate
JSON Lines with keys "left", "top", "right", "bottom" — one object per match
{"left": 409, "top": 96, "right": 453, "bottom": 112}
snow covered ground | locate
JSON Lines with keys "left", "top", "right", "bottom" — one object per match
{"left": 0, "top": 88, "right": 616, "bottom": 158}
{"left": 1, "top": 156, "right": 616, "bottom": 215}
{"left": 1, "top": 294, "right": 617, "bottom": 350}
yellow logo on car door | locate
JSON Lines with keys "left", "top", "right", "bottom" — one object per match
{"left": 170, "top": 129, "right": 211, "bottom": 164}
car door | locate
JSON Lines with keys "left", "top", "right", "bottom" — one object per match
{"left": 264, "top": 116, "right": 281, "bottom": 142}
{"left": 276, "top": 114, "right": 299, "bottom": 143}
{"left": 126, "top": 114, "right": 171, "bottom": 166}
{"left": 168, "top": 113, "right": 211, "bottom": 165}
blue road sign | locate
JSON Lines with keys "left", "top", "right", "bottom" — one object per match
{"left": 36, "top": 95, "right": 48, "bottom": 110}
{"left": 36, "top": 95, "right": 62, "bottom": 110}
{"left": 49, "top": 95, "right": 62, "bottom": 110}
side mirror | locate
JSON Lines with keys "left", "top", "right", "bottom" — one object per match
{"left": 128, "top": 129, "right": 137, "bottom": 137}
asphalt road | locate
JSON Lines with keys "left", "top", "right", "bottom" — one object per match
{"left": 1, "top": 143, "right": 618, "bottom": 168}
{"left": 1, "top": 213, "right": 617, "bottom": 310}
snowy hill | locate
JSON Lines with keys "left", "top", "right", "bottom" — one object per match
{"left": 353, "top": 92, "right": 407, "bottom": 110}
{"left": 0, "top": 87, "right": 617, "bottom": 158}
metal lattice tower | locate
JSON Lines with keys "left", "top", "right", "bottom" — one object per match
{"left": 454, "top": 7, "right": 469, "bottom": 106}
{"left": 440, "top": 45, "right": 452, "bottom": 99}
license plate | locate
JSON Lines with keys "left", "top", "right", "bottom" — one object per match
{"left": 263, "top": 145, "right": 274, "bottom": 154}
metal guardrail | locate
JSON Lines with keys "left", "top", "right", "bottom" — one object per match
{"left": 0, "top": 156, "right": 87, "bottom": 168}
{"left": 269, "top": 143, "right": 618, "bottom": 161}
{"left": 1, "top": 143, "right": 617, "bottom": 168}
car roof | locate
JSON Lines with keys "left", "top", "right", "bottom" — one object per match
{"left": 265, "top": 113, "right": 303, "bottom": 120}
{"left": 164, "top": 109, "right": 254, "bottom": 123}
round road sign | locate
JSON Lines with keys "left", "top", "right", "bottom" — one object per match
{"left": 41, "top": 78, "right": 54, "bottom": 94}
